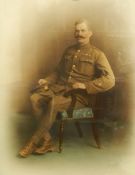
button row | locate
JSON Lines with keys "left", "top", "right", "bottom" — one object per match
{"left": 73, "top": 50, "right": 80, "bottom": 59}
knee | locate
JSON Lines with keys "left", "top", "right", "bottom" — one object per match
{"left": 30, "top": 93, "right": 42, "bottom": 104}
{"left": 30, "top": 93, "right": 48, "bottom": 110}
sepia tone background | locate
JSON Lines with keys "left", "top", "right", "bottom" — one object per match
{"left": 0, "top": 0, "right": 135, "bottom": 175}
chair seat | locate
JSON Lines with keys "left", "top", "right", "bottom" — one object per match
{"left": 58, "top": 107, "right": 101, "bottom": 152}
{"left": 61, "top": 107, "right": 93, "bottom": 120}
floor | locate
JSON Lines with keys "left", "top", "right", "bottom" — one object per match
{"left": 1, "top": 112, "right": 135, "bottom": 175}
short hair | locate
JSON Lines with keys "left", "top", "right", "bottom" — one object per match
{"left": 75, "top": 19, "right": 92, "bottom": 30}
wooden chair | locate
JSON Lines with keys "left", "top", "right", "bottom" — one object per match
{"left": 57, "top": 106, "right": 101, "bottom": 153}
{"left": 56, "top": 86, "right": 118, "bottom": 153}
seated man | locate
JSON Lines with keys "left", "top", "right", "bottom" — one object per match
{"left": 19, "top": 19, "right": 115, "bottom": 157}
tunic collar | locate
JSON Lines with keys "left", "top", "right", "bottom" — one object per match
{"left": 76, "top": 42, "right": 92, "bottom": 50}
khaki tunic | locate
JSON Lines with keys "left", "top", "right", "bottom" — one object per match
{"left": 39, "top": 43, "right": 115, "bottom": 106}
{"left": 46, "top": 43, "right": 115, "bottom": 89}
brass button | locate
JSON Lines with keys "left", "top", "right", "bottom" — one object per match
{"left": 74, "top": 55, "right": 77, "bottom": 58}
{"left": 98, "top": 83, "right": 102, "bottom": 86}
{"left": 72, "top": 64, "right": 76, "bottom": 68}
{"left": 77, "top": 50, "right": 80, "bottom": 52}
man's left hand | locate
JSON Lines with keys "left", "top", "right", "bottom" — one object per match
{"left": 72, "top": 82, "right": 86, "bottom": 89}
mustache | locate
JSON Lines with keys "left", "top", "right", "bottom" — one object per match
{"left": 75, "top": 35, "right": 85, "bottom": 39}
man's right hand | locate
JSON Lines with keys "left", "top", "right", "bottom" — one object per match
{"left": 38, "top": 79, "right": 48, "bottom": 86}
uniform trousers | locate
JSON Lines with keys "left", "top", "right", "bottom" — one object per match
{"left": 29, "top": 87, "right": 86, "bottom": 145}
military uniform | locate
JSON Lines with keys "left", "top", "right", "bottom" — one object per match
{"left": 19, "top": 43, "right": 115, "bottom": 157}
{"left": 47, "top": 43, "right": 115, "bottom": 94}
{"left": 29, "top": 43, "right": 115, "bottom": 144}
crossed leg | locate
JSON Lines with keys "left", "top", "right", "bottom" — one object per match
{"left": 19, "top": 92, "right": 72, "bottom": 157}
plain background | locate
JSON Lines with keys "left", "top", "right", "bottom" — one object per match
{"left": 0, "top": 0, "right": 135, "bottom": 175}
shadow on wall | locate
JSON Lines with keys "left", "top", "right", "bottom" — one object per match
{"left": 8, "top": 0, "right": 135, "bottom": 124}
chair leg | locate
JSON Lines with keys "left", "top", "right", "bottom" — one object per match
{"left": 58, "top": 120, "right": 64, "bottom": 153}
{"left": 75, "top": 121, "right": 83, "bottom": 138}
{"left": 91, "top": 123, "right": 101, "bottom": 149}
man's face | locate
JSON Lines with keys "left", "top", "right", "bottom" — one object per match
{"left": 74, "top": 22, "right": 92, "bottom": 45}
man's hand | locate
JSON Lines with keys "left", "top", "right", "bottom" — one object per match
{"left": 38, "top": 79, "right": 48, "bottom": 86}
{"left": 72, "top": 82, "right": 86, "bottom": 89}
{"left": 38, "top": 79, "right": 49, "bottom": 90}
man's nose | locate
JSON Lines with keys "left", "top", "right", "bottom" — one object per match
{"left": 78, "top": 31, "right": 82, "bottom": 35}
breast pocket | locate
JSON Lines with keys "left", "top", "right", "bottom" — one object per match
{"left": 78, "top": 57, "right": 95, "bottom": 76}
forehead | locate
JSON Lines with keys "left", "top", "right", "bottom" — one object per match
{"left": 75, "top": 22, "right": 89, "bottom": 30}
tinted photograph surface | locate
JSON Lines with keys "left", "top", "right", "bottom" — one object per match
{"left": 0, "top": 0, "right": 135, "bottom": 175}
